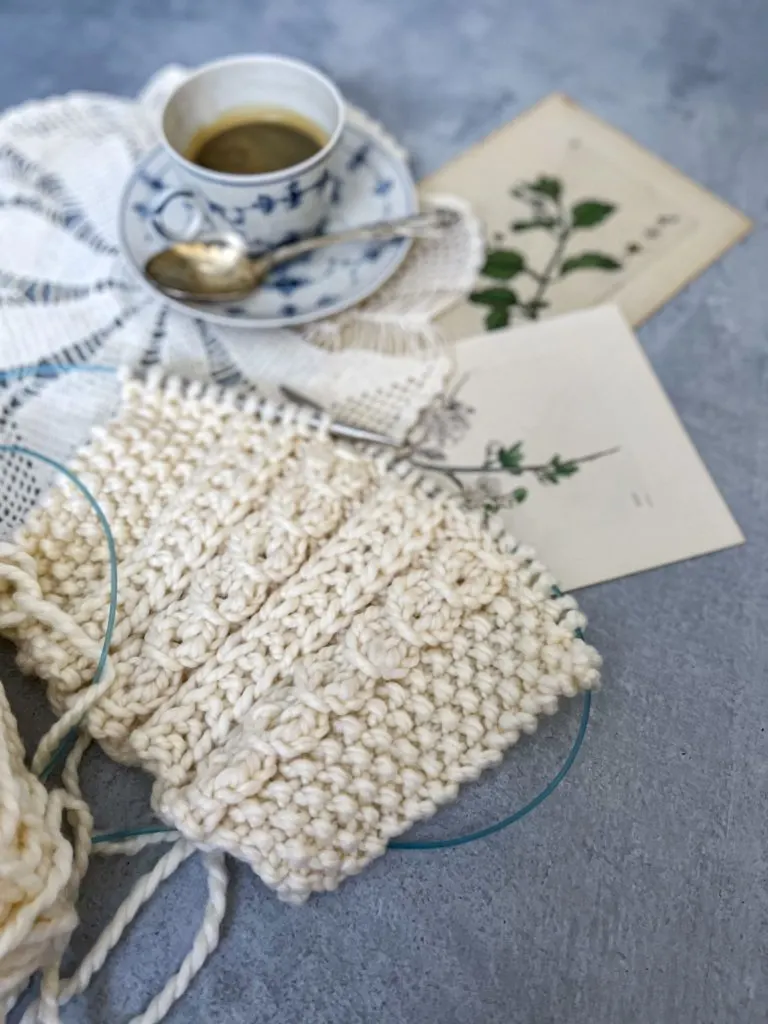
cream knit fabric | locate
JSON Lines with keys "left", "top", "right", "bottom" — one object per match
{"left": 1, "top": 372, "right": 601, "bottom": 903}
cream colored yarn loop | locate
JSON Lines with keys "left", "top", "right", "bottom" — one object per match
{"left": 0, "top": 554, "right": 228, "bottom": 1024}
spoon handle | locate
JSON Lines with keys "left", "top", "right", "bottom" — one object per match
{"left": 258, "top": 208, "right": 457, "bottom": 270}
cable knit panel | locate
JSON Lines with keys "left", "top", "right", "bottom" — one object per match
{"left": 0, "top": 372, "right": 601, "bottom": 902}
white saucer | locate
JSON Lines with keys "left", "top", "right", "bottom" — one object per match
{"left": 118, "top": 122, "right": 417, "bottom": 329}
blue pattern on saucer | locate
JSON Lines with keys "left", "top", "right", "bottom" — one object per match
{"left": 118, "top": 122, "right": 417, "bottom": 330}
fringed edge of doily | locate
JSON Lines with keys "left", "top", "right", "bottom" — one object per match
{"left": 302, "top": 194, "right": 486, "bottom": 357}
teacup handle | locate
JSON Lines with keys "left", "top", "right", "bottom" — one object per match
{"left": 150, "top": 188, "right": 205, "bottom": 242}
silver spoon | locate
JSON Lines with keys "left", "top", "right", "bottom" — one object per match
{"left": 144, "top": 208, "right": 459, "bottom": 304}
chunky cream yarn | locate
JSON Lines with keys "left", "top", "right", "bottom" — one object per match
{"left": 0, "top": 678, "right": 225, "bottom": 1024}
{"left": 1, "top": 371, "right": 601, "bottom": 909}
{"left": 0, "top": 652, "right": 226, "bottom": 1024}
{"left": 0, "top": 683, "right": 79, "bottom": 1016}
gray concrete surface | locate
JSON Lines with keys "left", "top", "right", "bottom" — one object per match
{"left": 2, "top": 1, "right": 767, "bottom": 1021}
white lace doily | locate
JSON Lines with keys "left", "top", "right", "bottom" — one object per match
{"left": 0, "top": 66, "right": 483, "bottom": 534}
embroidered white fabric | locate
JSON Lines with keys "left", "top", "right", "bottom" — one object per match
{"left": 0, "top": 65, "right": 484, "bottom": 536}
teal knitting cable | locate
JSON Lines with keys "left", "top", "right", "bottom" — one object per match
{"left": 93, "top": 825, "right": 174, "bottom": 845}
{"left": 0, "top": 361, "right": 593, "bottom": 851}
{"left": 0, "top": 443, "right": 119, "bottom": 782}
{"left": 389, "top": 691, "right": 590, "bottom": 850}
{"left": 0, "top": 365, "right": 120, "bottom": 774}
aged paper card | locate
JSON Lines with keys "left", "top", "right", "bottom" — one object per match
{"left": 411, "top": 305, "right": 743, "bottom": 590}
{"left": 422, "top": 94, "right": 751, "bottom": 341}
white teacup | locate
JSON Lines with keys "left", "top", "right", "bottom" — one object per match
{"left": 158, "top": 54, "right": 345, "bottom": 251}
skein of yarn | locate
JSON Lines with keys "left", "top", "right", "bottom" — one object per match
{"left": 0, "top": 683, "right": 79, "bottom": 1017}
{"left": 0, "top": 666, "right": 227, "bottom": 1024}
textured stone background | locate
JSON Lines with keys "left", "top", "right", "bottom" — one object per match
{"left": 2, "top": 1, "right": 767, "bottom": 1021}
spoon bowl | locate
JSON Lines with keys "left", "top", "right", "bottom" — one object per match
{"left": 145, "top": 236, "right": 260, "bottom": 302}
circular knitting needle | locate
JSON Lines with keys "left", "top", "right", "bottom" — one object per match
{"left": 278, "top": 385, "right": 444, "bottom": 459}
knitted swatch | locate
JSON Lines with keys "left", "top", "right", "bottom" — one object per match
{"left": 1, "top": 373, "right": 601, "bottom": 903}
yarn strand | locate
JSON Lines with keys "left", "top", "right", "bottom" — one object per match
{"left": 19, "top": 842, "right": 228, "bottom": 1024}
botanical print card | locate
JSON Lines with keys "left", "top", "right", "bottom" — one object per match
{"left": 422, "top": 94, "right": 750, "bottom": 341}
{"left": 410, "top": 305, "right": 743, "bottom": 590}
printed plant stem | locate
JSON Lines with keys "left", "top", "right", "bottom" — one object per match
{"left": 528, "top": 225, "right": 570, "bottom": 311}
{"left": 414, "top": 446, "right": 620, "bottom": 475}
{"left": 522, "top": 267, "right": 545, "bottom": 285}
{"left": 525, "top": 188, "right": 566, "bottom": 307}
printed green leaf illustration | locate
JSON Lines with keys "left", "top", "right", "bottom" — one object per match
{"left": 469, "top": 174, "right": 623, "bottom": 332}
{"left": 497, "top": 442, "right": 523, "bottom": 471}
{"left": 510, "top": 218, "right": 558, "bottom": 232}
{"left": 560, "top": 252, "right": 622, "bottom": 276}
{"left": 536, "top": 454, "right": 581, "bottom": 484}
{"left": 469, "top": 287, "right": 518, "bottom": 307}
{"left": 469, "top": 286, "right": 518, "bottom": 331}
{"left": 481, "top": 249, "right": 525, "bottom": 280}
{"left": 571, "top": 200, "right": 615, "bottom": 228}
{"left": 513, "top": 488, "right": 528, "bottom": 503}
{"left": 484, "top": 307, "right": 510, "bottom": 330}
{"left": 528, "top": 175, "right": 562, "bottom": 201}
{"left": 556, "top": 457, "right": 579, "bottom": 477}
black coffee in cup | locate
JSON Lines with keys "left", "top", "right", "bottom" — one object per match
{"left": 185, "top": 107, "right": 328, "bottom": 175}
